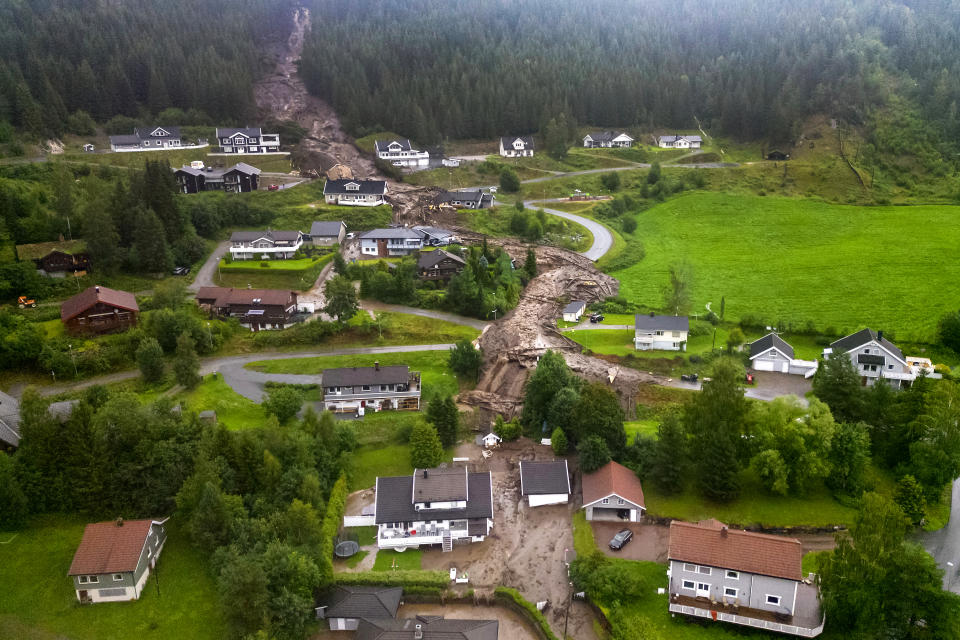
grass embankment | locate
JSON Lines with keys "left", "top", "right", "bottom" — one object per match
{"left": 179, "top": 374, "right": 267, "bottom": 430}
{"left": 456, "top": 205, "right": 593, "bottom": 252}
{"left": 0, "top": 515, "right": 224, "bottom": 640}
{"left": 60, "top": 148, "right": 293, "bottom": 173}
{"left": 215, "top": 254, "right": 333, "bottom": 291}
{"left": 611, "top": 192, "right": 960, "bottom": 342}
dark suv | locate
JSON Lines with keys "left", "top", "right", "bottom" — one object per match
{"left": 609, "top": 528, "right": 634, "bottom": 550}
{"left": 589, "top": 313, "right": 604, "bottom": 323}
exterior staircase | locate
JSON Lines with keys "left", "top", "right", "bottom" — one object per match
{"left": 442, "top": 530, "right": 453, "bottom": 552}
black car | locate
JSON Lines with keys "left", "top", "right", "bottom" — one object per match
{"left": 609, "top": 528, "right": 634, "bottom": 550}
{"left": 589, "top": 313, "right": 604, "bottom": 323}
{"left": 172, "top": 266, "right": 190, "bottom": 276}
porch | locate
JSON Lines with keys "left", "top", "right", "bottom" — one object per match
{"left": 669, "top": 587, "right": 824, "bottom": 637}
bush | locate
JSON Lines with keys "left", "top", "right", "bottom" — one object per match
{"left": 551, "top": 427, "right": 568, "bottom": 455}
{"left": 493, "top": 415, "right": 522, "bottom": 441}
{"left": 578, "top": 435, "right": 611, "bottom": 472}
{"left": 335, "top": 570, "right": 449, "bottom": 589}
{"left": 262, "top": 385, "right": 305, "bottom": 423}
{"left": 620, "top": 215, "right": 637, "bottom": 234}
{"left": 259, "top": 261, "right": 270, "bottom": 268}
{"left": 499, "top": 167, "right": 521, "bottom": 193}
{"left": 318, "top": 475, "right": 348, "bottom": 587}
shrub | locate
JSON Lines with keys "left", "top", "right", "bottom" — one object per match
{"left": 493, "top": 415, "right": 522, "bottom": 441}
{"left": 318, "top": 475, "right": 348, "bottom": 587}
{"left": 335, "top": 570, "right": 448, "bottom": 589}
{"left": 259, "top": 261, "right": 269, "bottom": 268}
{"left": 551, "top": 427, "right": 568, "bottom": 455}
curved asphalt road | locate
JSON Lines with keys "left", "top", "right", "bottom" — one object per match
{"left": 524, "top": 199, "right": 614, "bottom": 262}
{"left": 918, "top": 476, "right": 960, "bottom": 593}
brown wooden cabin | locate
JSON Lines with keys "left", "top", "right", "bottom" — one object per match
{"left": 417, "top": 249, "right": 466, "bottom": 282}
{"left": 16, "top": 239, "right": 91, "bottom": 274}
{"left": 60, "top": 286, "right": 139, "bottom": 335}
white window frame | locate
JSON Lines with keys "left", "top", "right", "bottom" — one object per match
{"left": 113, "top": 574, "right": 124, "bottom": 582}
{"left": 617, "top": 497, "right": 625, "bottom": 505}
{"left": 681, "top": 579, "right": 695, "bottom": 590}
{"left": 696, "top": 582, "right": 710, "bottom": 597}
{"left": 726, "top": 570, "right": 739, "bottom": 580}
{"left": 766, "top": 594, "right": 781, "bottom": 606}
{"left": 698, "top": 566, "right": 712, "bottom": 575}
{"left": 79, "top": 576, "right": 88, "bottom": 584}
{"left": 601, "top": 498, "right": 610, "bottom": 505}
{"left": 683, "top": 563, "right": 697, "bottom": 572}
{"left": 724, "top": 587, "right": 738, "bottom": 598}
{"left": 88, "top": 575, "right": 99, "bottom": 584}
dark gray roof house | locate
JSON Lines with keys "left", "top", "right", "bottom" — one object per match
{"left": 634, "top": 313, "right": 689, "bottom": 332}
{"left": 309, "top": 220, "right": 346, "bottom": 240}
{"left": 216, "top": 127, "right": 263, "bottom": 139}
{"left": 375, "top": 469, "right": 493, "bottom": 525}
{"left": 563, "top": 300, "right": 587, "bottom": 315}
{"left": 229, "top": 230, "right": 302, "bottom": 243}
{"left": 520, "top": 460, "right": 571, "bottom": 498}
{"left": 136, "top": 125, "right": 180, "bottom": 140}
{"left": 413, "top": 226, "right": 457, "bottom": 245}
{"left": 500, "top": 135, "right": 534, "bottom": 149}
{"left": 322, "top": 364, "right": 410, "bottom": 388}
{"left": 356, "top": 616, "right": 498, "bottom": 640}
{"left": 830, "top": 328, "right": 904, "bottom": 361}
{"left": 374, "top": 139, "right": 412, "bottom": 153}
{"left": 418, "top": 249, "right": 465, "bottom": 271}
{"left": 318, "top": 585, "right": 403, "bottom": 621}
{"left": 748, "top": 333, "right": 795, "bottom": 360}
{"left": 323, "top": 179, "right": 388, "bottom": 196}
{"left": 359, "top": 228, "right": 423, "bottom": 240}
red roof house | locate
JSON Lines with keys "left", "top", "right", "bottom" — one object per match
{"left": 68, "top": 518, "right": 167, "bottom": 603}
{"left": 60, "top": 285, "right": 139, "bottom": 335}
{"left": 581, "top": 460, "right": 646, "bottom": 522}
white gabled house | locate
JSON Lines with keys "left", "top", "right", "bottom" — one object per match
{"left": 109, "top": 126, "right": 182, "bottom": 152}
{"left": 748, "top": 333, "right": 818, "bottom": 378}
{"left": 657, "top": 134, "right": 702, "bottom": 149}
{"left": 216, "top": 127, "right": 280, "bottom": 154}
{"left": 583, "top": 131, "right": 634, "bottom": 148}
{"left": 359, "top": 228, "right": 424, "bottom": 257}
{"left": 323, "top": 179, "right": 388, "bottom": 206}
{"left": 634, "top": 313, "right": 689, "bottom": 351}
{"left": 229, "top": 230, "right": 304, "bottom": 260}
{"left": 374, "top": 138, "right": 430, "bottom": 167}
{"left": 374, "top": 467, "right": 494, "bottom": 552}
{"left": 581, "top": 460, "right": 645, "bottom": 522}
{"left": 825, "top": 328, "right": 940, "bottom": 389}
{"left": 499, "top": 136, "right": 534, "bottom": 158}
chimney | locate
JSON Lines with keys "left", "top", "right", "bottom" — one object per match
{"left": 423, "top": 469, "right": 429, "bottom": 479}
{"left": 649, "top": 312, "right": 655, "bottom": 317}
{"left": 116, "top": 517, "right": 124, "bottom": 527}
{"left": 414, "top": 624, "right": 423, "bottom": 640}
{"left": 375, "top": 361, "right": 380, "bottom": 371}
{"left": 877, "top": 330, "right": 884, "bottom": 342}
{"left": 95, "top": 286, "right": 100, "bottom": 293}
{"left": 720, "top": 526, "right": 728, "bottom": 538}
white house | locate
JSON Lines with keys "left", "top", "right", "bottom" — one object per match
{"left": 480, "top": 432, "right": 501, "bottom": 448}
{"left": 359, "top": 228, "right": 424, "bottom": 257}
{"left": 68, "top": 518, "right": 167, "bottom": 603}
{"left": 520, "top": 460, "right": 570, "bottom": 507}
{"left": 562, "top": 300, "right": 587, "bottom": 323}
{"left": 748, "top": 333, "right": 818, "bottom": 377}
{"left": 374, "top": 467, "right": 494, "bottom": 551}
{"left": 229, "top": 230, "right": 303, "bottom": 260}
{"left": 322, "top": 364, "right": 421, "bottom": 412}
{"left": 657, "top": 134, "right": 702, "bottom": 149}
{"left": 583, "top": 131, "right": 634, "bottom": 148}
{"left": 374, "top": 139, "right": 430, "bottom": 167}
{"left": 216, "top": 127, "right": 280, "bottom": 154}
{"left": 323, "top": 179, "right": 387, "bottom": 206}
{"left": 634, "top": 313, "right": 689, "bottom": 351}
{"left": 825, "top": 328, "right": 939, "bottom": 389}
{"left": 499, "top": 136, "right": 534, "bottom": 158}
{"left": 582, "top": 460, "right": 645, "bottom": 522}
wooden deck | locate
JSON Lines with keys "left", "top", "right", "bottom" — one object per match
{"left": 669, "top": 591, "right": 824, "bottom": 637}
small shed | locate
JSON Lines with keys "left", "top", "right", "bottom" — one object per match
{"left": 480, "top": 433, "right": 501, "bottom": 448}
{"left": 520, "top": 460, "right": 571, "bottom": 507}
{"left": 198, "top": 410, "right": 217, "bottom": 424}
{"left": 562, "top": 300, "right": 587, "bottom": 323}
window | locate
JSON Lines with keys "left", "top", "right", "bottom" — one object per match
{"left": 889, "top": 364, "right": 894, "bottom": 369}
{"left": 617, "top": 498, "right": 625, "bottom": 505}
{"left": 766, "top": 595, "right": 781, "bottom": 606}
{"left": 88, "top": 575, "right": 99, "bottom": 584}
{"left": 725, "top": 587, "right": 738, "bottom": 598}
{"left": 683, "top": 563, "right": 697, "bottom": 572}
{"left": 726, "top": 570, "right": 739, "bottom": 580}
{"left": 362, "top": 385, "right": 371, "bottom": 391}
{"left": 79, "top": 576, "right": 88, "bottom": 584}
{"left": 864, "top": 348, "right": 870, "bottom": 354}
{"left": 601, "top": 498, "right": 610, "bottom": 505}
{"left": 682, "top": 580, "right": 695, "bottom": 590}
{"left": 113, "top": 574, "right": 124, "bottom": 582}
{"left": 698, "top": 566, "right": 711, "bottom": 575}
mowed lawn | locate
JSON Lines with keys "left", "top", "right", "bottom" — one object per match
{"left": 0, "top": 516, "right": 223, "bottom": 640}
{"left": 612, "top": 192, "right": 960, "bottom": 341}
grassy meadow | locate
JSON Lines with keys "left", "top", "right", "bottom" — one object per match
{"left": 0, "top": 516, "right": 224, "bottom": 640}
{"left": 611, "top": 192, "right": 960, "bottom": 341}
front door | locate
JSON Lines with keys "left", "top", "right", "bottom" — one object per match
{"left": 696, "top": 582, "right": 710, "bottom": 598}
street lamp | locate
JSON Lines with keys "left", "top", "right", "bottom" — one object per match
{"left": 206, "top": 322, "right": 214, "bottom": 351}
{"left": 68, "top": 344, "right": 78, "bottom": 378}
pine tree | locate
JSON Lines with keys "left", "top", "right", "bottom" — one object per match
{"left": 523, "top": 248, "right": 537, "bottom": 280}
{"left": 132, "top": 207, "right": 172, "bottom": 273}
{"left": 409, "top": 423, "right": 444, "bottom": 468}
{"left": 426, "top": 394, "right": 459, "bottom": 447}
{"left": 649, "top": 413, "right": 687, "bottom": 494}
{"left": 136, "top": 337, "right": 165, "bottom": 383}
{"left": 173, "top": 331, "right": 201, "bottom": 389}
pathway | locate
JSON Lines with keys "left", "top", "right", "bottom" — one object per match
{"left": 919, "top": 476, "right": 960, "bottom": 593}
{"left": 189, "top": 241, "right": 230, "bottom": 291}
{"left": 524, "top": 200, "right": 613, "bottom": 262}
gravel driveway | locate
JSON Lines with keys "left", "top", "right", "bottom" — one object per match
{"left": 188, "top": 241, "right": 230, "bottom": 291}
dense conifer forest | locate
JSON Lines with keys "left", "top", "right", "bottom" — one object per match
{"left": 0, "top": 0, "right": 296, "bottom": 136}
{"left": 300, "top": 0, "right": 960, "bottom": 160}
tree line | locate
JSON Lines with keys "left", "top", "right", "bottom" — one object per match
{"left": 0, "top": 0, "right": 297, "bottom": 138}
{"left": 300, "top": 0, "right": 960, "bottom": 166}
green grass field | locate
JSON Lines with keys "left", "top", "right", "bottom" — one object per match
{"left": 624, "top": 419, "right": 659, "bottom": 441}
{"left": 0, "top": 516, "right": 224, "bottom": 640}
{"left": 373, "top": 549, "right": 423, "bottom": 572}
{"left": 179, "top": 374, "right": 267, "bottom": 429}
{"left": 219, "top": 256, "right": 330, "bottom": 272}
{"left": 60, "top": 148, "right": 293, "bottom": 173}
{"left": 612, "top": 192, "right": 960, "bottom": 341}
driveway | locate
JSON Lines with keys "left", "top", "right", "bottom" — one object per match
{"left": 919, "top": 476, "right": 960, "bottom": 593}
{"left": 744, "top": 371, "right": 812, "bottom": 405}
{"left": 592, "top": 521, "right": 670, "bottom": 562}
{"left": 189, "top": 241, "right": 230, "bottom": 291}
{"left": 525, "top": 202, "right": 613, "bottom": 262}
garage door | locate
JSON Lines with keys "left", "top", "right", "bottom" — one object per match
{"left": 754, "top": 359, "right": 774, "bottom": 372}
{"left": 781, "top": 361, "right": 789, "bottom": 373}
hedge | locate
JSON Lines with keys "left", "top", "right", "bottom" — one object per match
{"left": 319, "top": 474, "right": 349, "bottom": 587}
{"left": 494, "top": 587, "right": 559, "bottom": 640}
{"left": 334, "top": 570, "right": 449, "bottom": 589}
{"left": 219, "top": 252, "right": 334, "bottom": 274}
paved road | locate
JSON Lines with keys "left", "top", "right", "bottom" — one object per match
{"left": 359, "top": 301, "right": 489, "bottom": 331}
{"left": 919, "top": 476, "right": 960, "bottom": 593}
{"left": 189, "top": 241, "right": 230, "bottom": 291}
{"left": 525, "top": 201, "right": 613, "bottom": 262}
{"left": 29, "top": 343, "right": 456, "bottom": 403}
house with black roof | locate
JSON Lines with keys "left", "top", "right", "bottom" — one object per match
{"left": 519, "top": 460, "right": 571, "bottom": 507}
{"left": 825, "top": 328, "right": 937, "bottom": 388}
{"left": 499, "top": 135, "right": 534, "bottom": 158}
{"left": 374, "top": 138, "right": 430, "bottom": 167}
{"left": 356, "top": 616, "right": 498, "bottom": 640}
{"left": 562, "top": 300, "right": 587, "bottom": 323}
{"left": 174, "top": 163, "right": 260, "bottom": 193}
{"left": 215, "top": 127, "right": 280, "bottom": 154}
{"left": 309, "top": 220, "right": 346, "bottom": 246}
{"left": 359, "top": 228, "right": 423, "bottom": 257}
{"left": 323, "top": 362, "right": 421, "bottom": 412}
{"left": 413, "top": 226, "right": 459, "bottom": 246}
{"left": 583, "top": 131, "right": 634, "bottom": 148}
{"left": 324, "top": 179, "right": 388, "bottom": 206}
{"left": 748, "top": 333, "right": 818, "bottom": 377}
{"left": 109, "top": 126, "right": 182, "bottom": 152}
{"left": 437, "top": 190, "right": 494, "bottom": 209}
{"left": 417, "top": 249, "right": 465, "bottom": 282}
{"left": 375, "top": 466, "right": 494, "bottom": 552}
{"left": 316, "top": 585, "right": 402, "bottom": 632}
{"left": 228, "top": 229, "right": 303, "bottom": 260}
{"left": 657, "top": 134, "right": 702, "bottom": 149}
{"left": 634, "top": 313, "right": 689, "bottom": 351}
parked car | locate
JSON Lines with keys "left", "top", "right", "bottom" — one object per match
{"left": 346, "top": 232, "right": 356, "bottom": 239}
{"left": 589, "top": 313, "right": 604, "bottom": 323}
{"left": 172, "top": 266, "right": 190, "bottom": 276}
{"left": 609, "top": 529, "right": 634, "bottom": 550}
{"left": 392, "top": 161, "right": 404, "bottom": 167}
{"left": 681, "top": 373, "right": 698, "bottom": 383}
{"left": 267, "top": 184, "right": 280, "bottom": 191}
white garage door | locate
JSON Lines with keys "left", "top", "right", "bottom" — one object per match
{"left": 754, "top": 359, "right": 774, "bottom": 372}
